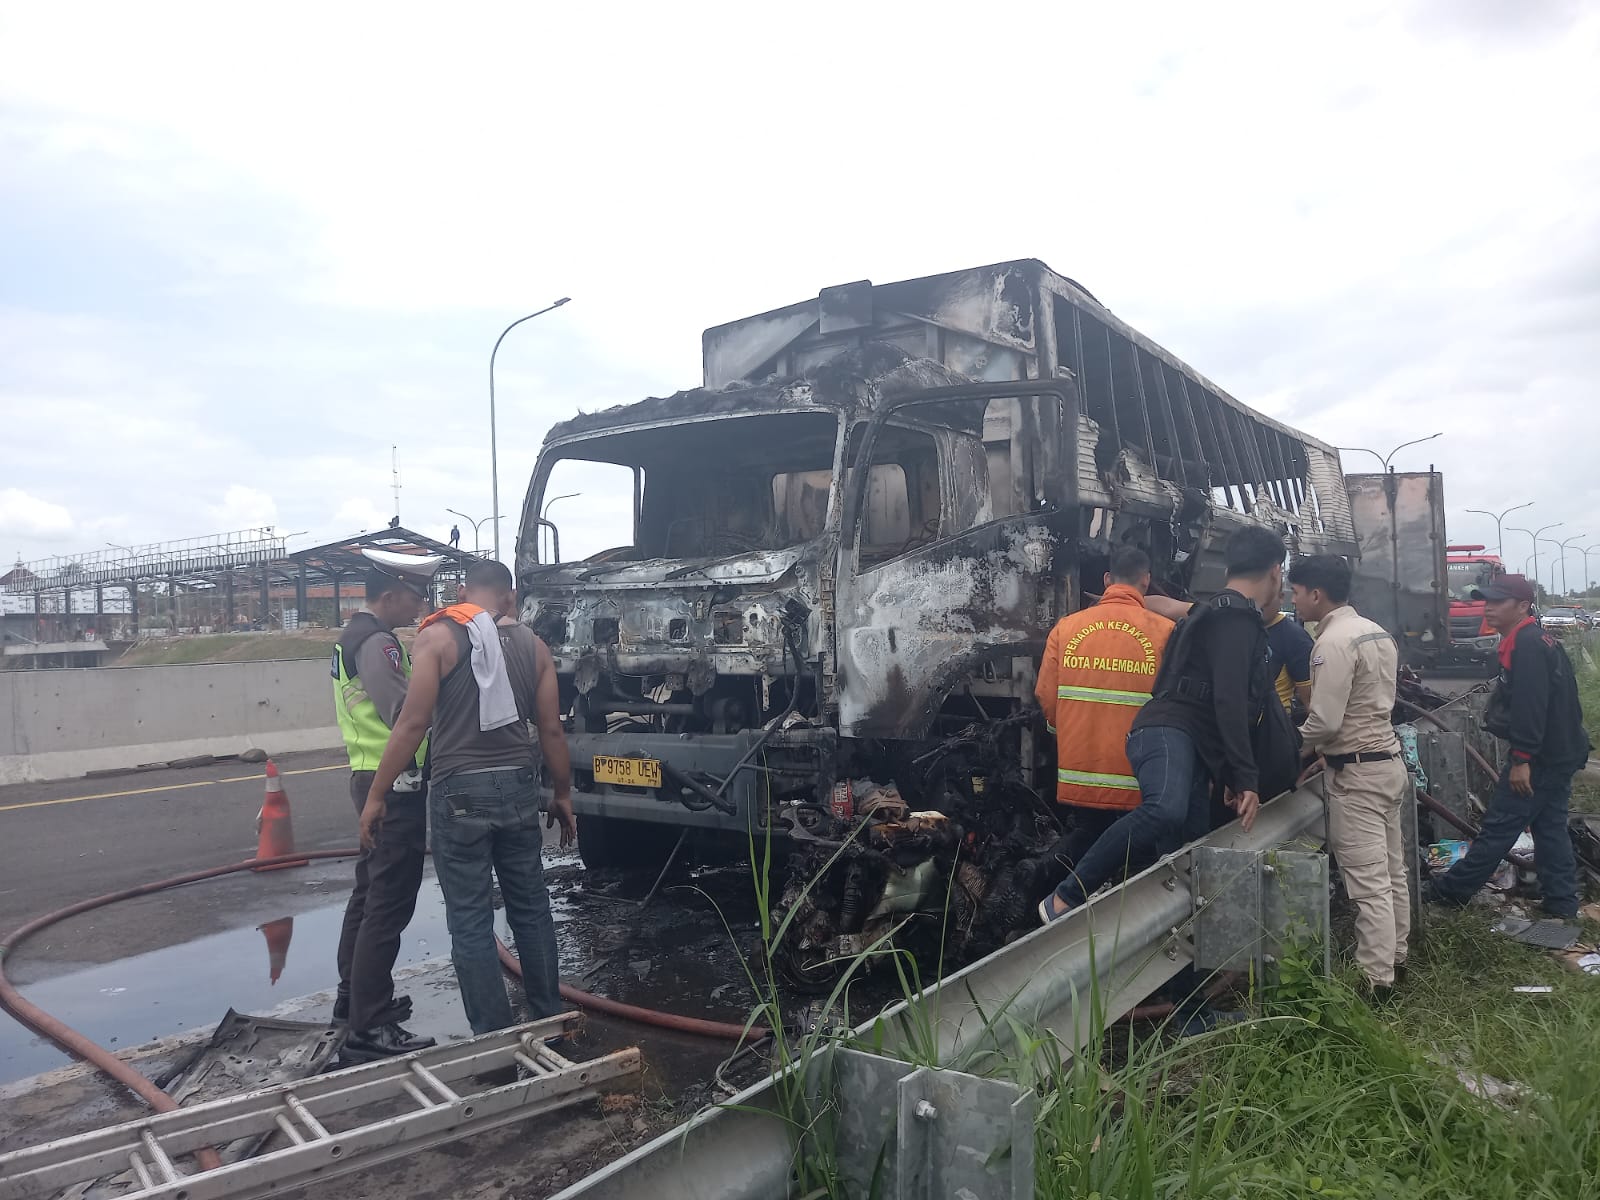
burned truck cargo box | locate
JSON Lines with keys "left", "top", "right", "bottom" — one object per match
{"left": 515, "top": 258, "right": 1357, "bottom": 960}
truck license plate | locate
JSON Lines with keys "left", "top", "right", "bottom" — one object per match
{"left": 592, "top": 756, "right": 663, "bottom": 789}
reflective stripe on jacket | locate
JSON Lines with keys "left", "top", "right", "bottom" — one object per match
{"left": 1035, "top": 585, "right": 1175, "bottom": 810}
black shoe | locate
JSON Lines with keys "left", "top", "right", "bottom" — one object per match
{"left": 341, "top": 1022, "right": 436, "bottom": 1063}
{"left": 332, "top": 995, "right": 349, "bottom": 1025}
{"left": 1361, "top": 981, "right": 1398, "bottom": 1009}
{"left": 1419, "top": 881, "right": 1463, "bottom": 910}
{"left": 1393, "top": 962, "right": 1409, "bottom": 988}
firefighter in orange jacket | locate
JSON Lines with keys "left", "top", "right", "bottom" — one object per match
{"left": 1034, "top": 546, "right": 1176, "bottom": 875}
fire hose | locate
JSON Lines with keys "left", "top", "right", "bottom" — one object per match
{"left": 0, "top": 847, "right": 767, "bottom": 1169}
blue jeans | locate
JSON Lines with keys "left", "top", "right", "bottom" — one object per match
{"left": 430, "top": 766, "right": 562, "bottom": 1034}
{"left": 1432, "top": 760, "right": 1581, "bottom": 918}
{"left": 1053, "top": 726, "right": 1214, "bottom": 908}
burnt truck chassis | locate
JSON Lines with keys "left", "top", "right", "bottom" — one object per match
{"left": 517, "top": 261, "right": 1356, "bottom": 981}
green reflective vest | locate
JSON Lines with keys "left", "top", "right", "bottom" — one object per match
{"left": 331, "top": 613, "right": 426, "bottom": 773}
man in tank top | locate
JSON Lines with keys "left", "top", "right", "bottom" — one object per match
{"left": 363, "top": 559, "right": 576, "bottom": 1034}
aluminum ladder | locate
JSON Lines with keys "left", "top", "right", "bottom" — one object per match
{"left": 0, "top": 1014, "right": 639, "bottom": 1200}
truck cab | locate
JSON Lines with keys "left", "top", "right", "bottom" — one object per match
{"left": 1446, "top": 545, "right": 1505, "bottom": 673}
{"left": 516, "top": 261, "right": 1358, "bottom": 882}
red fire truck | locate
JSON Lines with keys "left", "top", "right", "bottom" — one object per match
{"left": 1446, "top": 544, "right": 1507, "bottom": 673}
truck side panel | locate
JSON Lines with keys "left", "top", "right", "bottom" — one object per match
{"left": 1344, "top": 471, "right": 1448, "bottom": 665}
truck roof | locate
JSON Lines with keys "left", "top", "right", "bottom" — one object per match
{"left": 542, "top": 343, "right": 966, "bottom": 444}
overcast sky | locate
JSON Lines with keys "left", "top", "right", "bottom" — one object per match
{"left": 3, "top": 2, "right": 1597, "bottom": 590}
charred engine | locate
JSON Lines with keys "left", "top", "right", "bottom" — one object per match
{"left": 770, "top": 714, "right": 1079, "bottom": 991}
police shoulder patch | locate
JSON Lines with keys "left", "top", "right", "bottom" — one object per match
{"left": 1311, "top": 653, "right": 1325, "bottom": 668}
{"left": 384, "top": 643, "right": 403, "bottom": 670}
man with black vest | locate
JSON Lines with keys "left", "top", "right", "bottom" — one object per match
{"left": 330, "top": 553, "right": 440, "bottom": 1061}
{"left": 1042, "top": 525, "right": 1292, "bottom": 919}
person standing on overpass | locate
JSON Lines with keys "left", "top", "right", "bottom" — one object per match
{"left": 364, "top": 560, "right": 577, "bottom": 1034}
{"left": 330, "top": 554, "right": 440, "bottom": 1062}
{"left": 1289, "top": 555, "right": 1409, "bottom": 999}
{"left": 1033, "top": 546, "right": 1175, "bottom": 917}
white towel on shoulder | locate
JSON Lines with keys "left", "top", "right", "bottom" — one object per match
{"left": 464, "top": 611, "right": 521, "bottom": 732}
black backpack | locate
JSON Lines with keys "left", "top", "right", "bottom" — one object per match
{"left": 1151, "top": 593, "right": 1303, "bottom": 799}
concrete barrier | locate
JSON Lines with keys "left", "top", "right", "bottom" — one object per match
{"left": 0, "top": 659, "right": 341, "bottom": 785}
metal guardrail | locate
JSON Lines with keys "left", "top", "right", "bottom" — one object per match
{"left": 552, "top": 780, "right": 1329, "bottom": 1200}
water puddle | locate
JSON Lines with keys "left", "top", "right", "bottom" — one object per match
{"left": 0, "top": 885, "right": 459, "bottom": 1085}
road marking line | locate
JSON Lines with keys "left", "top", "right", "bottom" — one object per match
{"left": 0, "top": 764, "right": 345, "bottom": 814}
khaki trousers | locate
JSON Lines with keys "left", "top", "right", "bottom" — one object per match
{"left": 1325, "top": 757, "right": 1411, "bottom": 986}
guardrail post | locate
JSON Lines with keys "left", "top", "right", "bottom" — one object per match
{"left": 810, "top": 1047, "right": 1034, "bottom": 1200}
{"left": 1192, "top": 846, "right": 1329, "bottom": 975}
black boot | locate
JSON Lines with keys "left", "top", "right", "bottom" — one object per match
{"left": 341, "top": 1022, "right": 436, "bottom": 1063}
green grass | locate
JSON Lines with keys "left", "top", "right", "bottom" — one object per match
{"left": 732, "top": 832, "right": 1600, "bottom": 1200}
{"left": 112, "top": 631, "right": 341, "bottom": 666}
{"left": 1025, "top": 912, "right": 1600, "bottom": 1199}
{"left": 1572, "top": 634, "right": 1600, "bottom": 747}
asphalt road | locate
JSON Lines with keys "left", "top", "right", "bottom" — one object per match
{"left": 0, "top": 749, "right": 359, "bottom": 941}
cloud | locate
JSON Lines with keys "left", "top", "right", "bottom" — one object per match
{"left": 0, "top": 1, "right": 1596, "bottom": 594}
{"left": 0, "top": 488, "right": 74, "bottom": 540}
{"left": 332, "top": 498, "right": 393, "bottom": 535}
{"left": 210, "top": 485, "right": 278, "bottom": 532}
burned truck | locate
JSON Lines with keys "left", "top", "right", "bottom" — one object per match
{"left": 517, "top": 260, "right": 1357, "bottom": 981}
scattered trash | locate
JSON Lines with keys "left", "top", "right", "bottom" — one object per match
{"left": 1493, "top": 916, "right": 1582, "bottom": 951}
{"left": 1512, "top": 986, "right": 1554, "bottom": 994}
{"left": 1456, "top": 1070, "right": 1528, "bottom": 1108}
{"left": 1426, "top": 841, "right": 1469, "bottom": 870}
{"left": 1396, "top": 724, "right": 1428, "bottom": 791}
{"left": 1573, "top": 953, "right": 1600, "bottom": 976}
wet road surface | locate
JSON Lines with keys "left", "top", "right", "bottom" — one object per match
{"left": 0, "top": 748, "right": 356, "bottom": 935}
{"left": 0, "top": 750, "right": 775, "bottom": 1156}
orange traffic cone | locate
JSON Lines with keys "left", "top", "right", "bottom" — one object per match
{"left": 253, "top": 759, "right": 308, "bottom": 871}
{"left": 258, "top": 917, "right": 294, "bottom": 984}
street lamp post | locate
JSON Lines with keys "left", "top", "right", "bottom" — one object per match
{"left": 1552, "top": 533, "right": 1587, "bottom": 599}
{"left": 1464, "top": 501, "right": 1533, "bottom": 563}
{"left": 489, "top": 298, "right": 571, "bottom": 562}
{"left": 1509, "top": 522, "right": 1562, "bottom": 595}
{"left": 1335, "top": 432, "right": 1445, "bottom": 473}
{"left": 539, "top": 492, "right": 581, "bottom": 563}
{"left": 1582, "top": 546, "right": 1600, "bottom": 600}
{"left": 444, "top": 508, "right": 496, "bottom": 554}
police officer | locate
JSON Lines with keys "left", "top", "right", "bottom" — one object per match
{"left": 1289, "top": 554, "right": 1408, "bottom": 999}
{"left": 331, "top": 551, "right": 441, "bottom": 1061}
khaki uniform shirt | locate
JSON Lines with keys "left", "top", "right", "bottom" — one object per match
{"left": 1299, "top": 605, "right": 1400, "bottom": 756}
